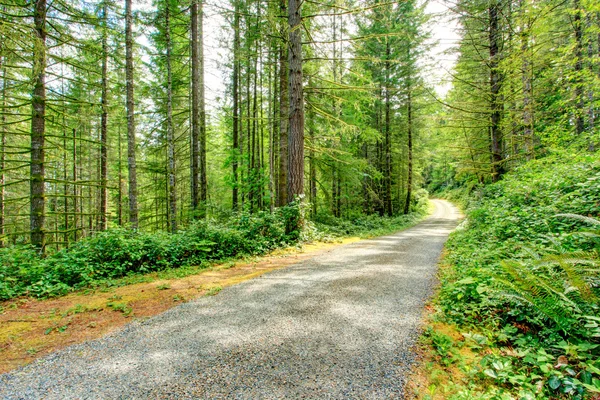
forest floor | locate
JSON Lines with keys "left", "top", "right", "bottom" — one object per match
{"left": 0, "top": 200, "right": 460, "bottom": 398}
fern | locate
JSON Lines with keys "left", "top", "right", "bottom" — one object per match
{"left": 555, "top": 213, "right": 600, "bottom": 226}
{"left": 494, "top": 252, "right": 599, "bottom": 334}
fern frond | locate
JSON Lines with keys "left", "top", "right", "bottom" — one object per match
{"left": 495, "top": 279, "right": 575, "bottom": 331}
{"left": 555, "top": 213, "right": 600, "bottom": 226}
{"left": 540, "top": 253, "right": 599, "bottom": 302}
{"left": 495, "top": 260, "right": 584, "bottom": 330}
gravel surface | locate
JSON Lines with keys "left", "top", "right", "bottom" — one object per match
{"left": 0, "top": 200, "right": 460, "bottom": 399}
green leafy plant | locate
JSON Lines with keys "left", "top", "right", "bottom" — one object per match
{"left": 106, "top": 301, "right": 133, "bottom": 317}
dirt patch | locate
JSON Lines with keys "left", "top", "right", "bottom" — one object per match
{"left": 0, "top": 237, "right": 360, "bottom": 374}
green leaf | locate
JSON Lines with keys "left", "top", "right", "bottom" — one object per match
{"left": 484, "top": 369, "right": 498, "bottom": 379}
{"left": 548, "top": 376, "right": 561, "bottom": 390}
{"left": 457, "top": 277, "right": 476, "bottom": 285}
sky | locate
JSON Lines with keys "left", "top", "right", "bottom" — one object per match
{"left": 423, "top": 0, "right": 461, "bottom": 96}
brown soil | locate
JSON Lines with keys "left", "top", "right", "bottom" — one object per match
{"left": 0, "top": 238, "right": 360, "bottom": 374}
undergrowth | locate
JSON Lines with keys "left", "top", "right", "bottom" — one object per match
{"left": 1, "top": 196, "right": 428, "bottom": 301}
{"left": 421, "top": 153, "right": 600, "bottom": 399}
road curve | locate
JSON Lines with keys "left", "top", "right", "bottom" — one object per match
{"left": 0, "top": 200, "right": 461, "bottom": 399}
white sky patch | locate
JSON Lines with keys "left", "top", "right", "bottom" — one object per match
{"left": 423, "top": 0, "right": 460, "bottom": 97}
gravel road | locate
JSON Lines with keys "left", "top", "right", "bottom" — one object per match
{"left": 0, "top": 199, "right": 460, "bottom": 399}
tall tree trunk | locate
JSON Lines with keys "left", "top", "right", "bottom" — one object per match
{"left": 0, "top": 62, "right": 5, "bottom": 246}
{"left": 117, "top": 125, "right": 123, "bottom": 225}
{"left": 586, "top": 13, "right": 595, "bottom": 150}
{"left": 99, "top": 1, "right": 108, "bottom": 231}
{"left": 403, "top": 83, "right": 413, "bottom": 215}
{"left": 191, "top": 0, "right": 200, "bottom": 213}
{"left": 383, "top": 40, "right": 392, "bottom": 216}
{"left": 198, "top": 0, "right": 207, "bottom": 217}
{"left": 72, "top": 128, "right": 78, "bottom": 241}
{"left": 268, "top": 47, "right": 275, "bottom": 212}
{"left": 251, "top": 38, "right": 259, "bottom": 211}
{"left": 125, "top": 0, "right": 138, "bottom": 227}
{"left": 489, "top": 0, "right": 504, "bottom": 182}
{"left": 31, "top": 0, "right": 46, "bottom": 251}
{"left": 166, "top": 1, "right": 177, "bottom": 232}
{"left": 573, "top": 0, "right": 584, "bottom": 137}
{"left": 278, "top": 0, "right": 289, "bottom": 207}
{"left": 287, "top": 0, "right": 304, "bottom": 203}
{"left": 231, "top": 0, "right": 240, "bottom": 210}
{"left": 307, "top": 89, "right": 316, "bottom": 218}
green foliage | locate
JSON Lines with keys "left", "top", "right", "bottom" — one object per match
{"left": 312, "top": 189, "right": 430, "bottom": 239}
{"left": 0, "top": 199, "right": 426, "bottom": 300}
{"left": 423, "top": 327, "right": 460, "bottom": 367}
{"left": 0, "top": 207, "right": 298, "bottom": 300}
{"left": 434, "top": 153, "right": 600, "bottom": 398}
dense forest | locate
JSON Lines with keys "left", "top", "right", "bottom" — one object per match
{"left": 0, "top": 0, "right": 431, "bottom": 252}
{"left": 1, "top": 0, "right": 600, "bottom": 396}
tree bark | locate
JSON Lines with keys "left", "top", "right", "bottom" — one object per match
{"left": 403, "top": 83, "right": 413, "bottom": 215}
{"left": 199, "top": 0, "right": 207, "bottom": 217}
{"left": 573, "top": 0, "right": 584, "bottom": 136}
{"left": 166, "top": 1, "right": 177, "bottom": 232}
{"left": 307, "top": 89, "right": 316, "bottom": 218}
{"left": 278, "top": 0, "right": 289, "bottom": 207}
{"left": 72, "top": 128, "right": 78, "bottom": 241}
{"left": 125, "top": 0, "right": 138, "bottom": 228}
{"left": 117, "top": 125, "right": 123, "bottom": 225}
{"left": 31, "top": 0, "right": 46, "bottom": 251}
{"left": 99, "top": 1, "right": 108, "bottom": 231}
{"left": 0, "top": 61, "right": 5, "bottom": 246}
{"left": 586, "top": 13, "right": 594, "bottom": 149}
{"left": 489, "top": 0, "right": 504, "bottom": 182}
{"left": 231, "top": 0, "right": 240, "bottom": 210}
{"left": 384, "top": 40, "right": 392, "bottom": 216}
{"left": 287, "top": 0, "right": 304, "bottom": 203}
{"left": 191, "top": 0, "right": 200, "bottom": 213}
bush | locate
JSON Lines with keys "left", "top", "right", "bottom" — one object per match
{"left": 0, "top": 203, "right": 302, "bottom": 300}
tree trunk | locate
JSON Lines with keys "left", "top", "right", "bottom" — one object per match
{"left": 191, "top": 0, "right": 200, "bottom": 213}
{"left": 31, "top": 0, "right": 46, "bottom": 251}
{"left": 403, "top": 84, "right": 413, "bottom": 215}
{"left": 573, "top": 0, "right": 584, "bottom": 136}
{"left": 278, "top": 35, "right": 289, "bottom": 204}
{"left": 384, "top": 40, "right": 392, "bottom": 216}
{"left": 166, "top": 1, "right": 177, "bottom": 233}
{"left": 198, "top": 0, "right": 207, "bottom": 217}
{"left": 489, "top": 0, "right": 504, "bottom": 182}
{"left": 307, "top": 89, "right": 316, "bottom": 218}
{"left": 231, "top": 0, "right": 240, "bottom": 210}
{"left": 125, "top": 0, "right": 138, "bottom": 228}
{"left": 287, "top": 0, "right": 304, "bottom": 204}
{"left": 117, "top": 125, "right": 123, "bottom": 225}
{"left": 72, "top": 128, "right": 78, "bottom": 241}
{"left": 99, "top": 1, "right": 108, "bottom": 231}
{"left": 268, "top": 47, "right": 275, "bottom": 212}
{"left": 586, "top": 13, "right": 595, "bottom": 150}
{"left": 0, "top": 62, "right": 5, "bottom": 246}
